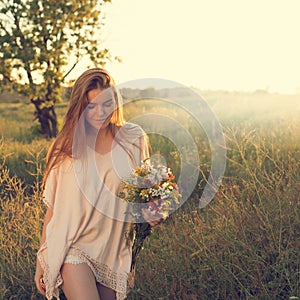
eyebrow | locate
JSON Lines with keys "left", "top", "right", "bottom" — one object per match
{"left": 103, "top": 98, "right": 113, "bottom": 104}
{"left": 88, "top": 97, "right": 113, "bottom": 104}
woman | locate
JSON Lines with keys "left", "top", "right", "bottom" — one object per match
{"left": 34, "top": 68, "right": 158, "bottom": 300}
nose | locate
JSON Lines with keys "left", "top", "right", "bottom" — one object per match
{"left": 100, "top": 105, "right": 111, "bottom": 118}
{"left": 94, "top": 104, "right": 106, "bottom": 117}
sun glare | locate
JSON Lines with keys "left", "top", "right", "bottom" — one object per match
{"left": 67, "top": 0, "right": 300, "bottom": 94}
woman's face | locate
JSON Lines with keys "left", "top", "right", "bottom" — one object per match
{"left": 85, "top": 88, "right": 115, "bottom": 130}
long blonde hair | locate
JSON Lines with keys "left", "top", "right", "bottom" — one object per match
{"left": 43, "top": 68, "right": 125, "bottom": 184}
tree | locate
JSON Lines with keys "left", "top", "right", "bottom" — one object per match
{"left": 0, "top": 0, "right": 118, "bottom": 138}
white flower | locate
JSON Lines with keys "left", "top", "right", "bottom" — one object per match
{"left": 162, "top": 182, "right": 169, "bottom": 188}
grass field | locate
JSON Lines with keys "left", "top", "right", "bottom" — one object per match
{"left": 0, "top": 90, "right": 299, "bottom": 299}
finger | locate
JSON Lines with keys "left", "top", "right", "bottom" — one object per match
{"left": 150, "top": 220, "right": 159, "bottom": 226}
{"left": 142, "top": 209, "right": 162, "bottom": 226}
{"left": 142, "top": 208, "right": 156, "bottom": 222}
{"left": 38, "top": 287, "right": 46, "bottom": 296}
{"left": 35, "top": 278, "right": 46, "bottom": 296}
{"left": 36, "top": 282, "right": 46, "bottom": 296}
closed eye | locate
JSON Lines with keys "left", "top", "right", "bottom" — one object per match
{"left": 87, "top": 103, "right": 96, "bottom": 109}
{"left": 103, "top": 99, "right": 114, "bottom": 108}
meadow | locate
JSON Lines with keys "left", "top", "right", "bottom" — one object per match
{"left": 0, "top": 90, "right": 299, "bottom": 299}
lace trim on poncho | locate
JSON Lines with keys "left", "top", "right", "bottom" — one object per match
{"left": 37, "top": 242, "right": 63, "bottom": 300}
{"left": 38, "top": 244, "right": 131, "bottom": 300}
{"left": 65, "top": 246, "right": 128, "bottom": 300}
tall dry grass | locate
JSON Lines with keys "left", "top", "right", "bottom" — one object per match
{"left": 128, "top": 124, "right": 300, "bottom": 299}
{"left": 0, "top": 94, "right": 299, "bottom": 299}
{"left": 0, "top": 154, "right": 45, "bottom": 299}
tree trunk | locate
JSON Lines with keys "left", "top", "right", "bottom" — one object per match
{"left": 31, "top": 98, "right": 58, "bottom": 138}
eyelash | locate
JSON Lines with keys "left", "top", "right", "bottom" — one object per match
{"left": 104, "top": 101, "right": 113, "bottom": 107}
{"left": 87, "top": 101, "right": 113, "bottom": 109}
{"left": 87, "top": 104, "right": 96, "bottom": 109}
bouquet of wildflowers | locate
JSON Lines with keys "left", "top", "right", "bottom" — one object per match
{"left": 119, "top": 158, "right": 181, "bottom": 271}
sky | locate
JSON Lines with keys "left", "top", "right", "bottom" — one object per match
{"left": 73, "top": 0, "right": 300, "bottom": 94}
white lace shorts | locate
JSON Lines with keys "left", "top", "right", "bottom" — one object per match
{"left": 62, "top": 247, "right": 129, "bottom": 300}
{"left": 64, "top": 248, "right": 88, "bottom": 264}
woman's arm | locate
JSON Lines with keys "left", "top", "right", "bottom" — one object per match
{"left": 34, "top": 207, "right": 53, "bottom": 295}
{"left": 40, "top": 208, "right": 53, "bottom": 245}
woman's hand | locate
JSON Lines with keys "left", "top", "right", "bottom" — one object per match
{"left": 34, "top": 260, "right": 46, "bottom": 296}
{"left": 35, "top": 208, "right": 53, "bottom": 296}
{"left": 142, "top": 208, "right": 164, "bottom": 226}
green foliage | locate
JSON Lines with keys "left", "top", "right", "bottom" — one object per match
{"left": 0, "top": 0, "right": 114, "bottom": 99}
{"left": 0, "top": 0, "right": 116, "bottom": 137}
{"left": 0, "top": 101, "right": 66, "bottom": 183}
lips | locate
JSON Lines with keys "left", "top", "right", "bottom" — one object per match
{"left": 93, "top": 118, "right": 108, "bottom": 123}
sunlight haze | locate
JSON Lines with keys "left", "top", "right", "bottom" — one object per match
{"left": 72, "top": 0, "right": 300, "bottom": 94}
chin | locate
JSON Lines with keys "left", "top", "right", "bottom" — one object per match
{"left": 87, "top": 120, "right": 110, "bottom": 130}
{"left": 99, "top": 123, "right": 110, "bottom": 130}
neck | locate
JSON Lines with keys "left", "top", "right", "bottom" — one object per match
{"left": 86, "top": 124, "right": 113, "bottom": 147}
{"left": 95, "top": 124, "right": 114, "bottom": 154}
{"left": 97, "top": 125, "right": 112, "bottom": 138}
